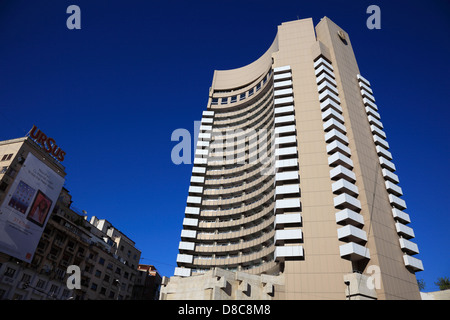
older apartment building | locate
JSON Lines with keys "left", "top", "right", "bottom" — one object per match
{"left": 0, "top": 134, "right": 155, "bottom": 300}
{"left": 162, "top": 17, "right": 424, "bottom": 300}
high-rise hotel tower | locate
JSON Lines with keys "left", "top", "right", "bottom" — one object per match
{"left": 165, "top": 17, "right": 423, "bottom": 300}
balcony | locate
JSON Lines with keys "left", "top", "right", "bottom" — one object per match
{"left": 191, "top": 176, "right": 205, "bottom": 184}
{"left": 403, "top": 255, "right": 424, "bottom": 272}
{"left": 273, "top": 72, "right": 292, "bottom": 81}
{"left": 274, "top": 124, "right": 296, "bottom": 135}
{"left": 181, "top": 229, "right": 197, "bottom": 239}
{"left": 183, "top": 218, "right": 199, "bottom": 228}
{"left": 188, "top": 186, "right": 203, "bottom": 194}
{"left": 317, "top": 81, "right": 338, "bottom": 95}
{"left": 319, "top": 89, "right": 340, "bottom": 104}
{"left": 370, "top": 125, "right": 386, "bottom": 139}
{"left": 174, "top": 267, "right": 191, "bottom": 277}
{"left": 389, "top": 194, "right": 407, "bottom": 210}
{"left": 274, "top": 114, "right": 295, "bottom": 126}
{"left": 328, "top": 152, "right": 354, "bottom": 169}
{"left": 176, "top": 254, "right": 193, "bottom": 264}
{"left": 275, "top": 213, "right": 302, "bottom": 228}
{"left": 275, "top": 146, "right": 297, "bottom": 157}
{"left": 185, "top": 206, "right": 200, "bottom": 216}
{"left": 274, "top": 245, "right": 304, "bottom": 261}
{"left": 332, "top": 179, "right": 359, "bottom": 196}
{"left": 274, "top": 88, "right": 293, "bottom": 97}
{"left": 323, "top": 118, "right": 347, "bottom": 134}
{"left": 316, "top": 72, "right": 337, "bottom": 86}
{"left": 334, "top": 193, "right": 361, "bottom": 211}
{"left": 274, "top": 79, "right": 292, "bottom": 89}
{"left": 395, "top": 222, "right": 414, "bottom": 239}
{"left": 382, "top": 168, "right": 399, "bottom": 184}
{"left": 275, "top": 171, "right": 299, "bottom": 182}
{"left": 358, "top": 81, "right": 373, "bottom": 94}
{"left": 314, "top": 57, "right": 333, "bottom": 70}
{"left": 339, "top": 242, "right": 370, "bottom": 261}
{"left": 399, "top": 238, "right": 419, "bottom": 255}
{"left": 385, "top": 181, "right": 403, "bottom": 196}
{"left": 275, "top": 135, "right": 296, "bottom": 145}
{"left": 274, "top": 65, "right": 291, "bottom": 74}
{"left": 322, "top": 108, "right": 345, "bottom": 123}
{"left": 320, "top": 98, "right": 342, "bottom": 113}
{"left": 274, "top": 105, "right": 294, "bottom": 116}
{"left": 186, "top": 196, "right": 202, "bottom": 205}
{"left": 201, "top": 117, "right": 213, "bottom": 124}
{"left": 276, "top": 184, "right": 300, "bottom": 196}
{"left": 275, "top": 158, "right": 298, "bottom": 169}
{"left": 373, "top": 135, "right": 389, "bottom": 150}
{"left": 330, "top": 165, "right": 356, "bottom": 183}
{"left": 326, "top": 140, "right": 352, "bottom": 157}
{"left": 179, "top": 241, "right": 195, "bottom": 252}
{"left": 203, "top": 110, "right": 214, "bottom": 117}
{"left": 360, "top": 89, "right": 375, "bottom": 102}
{"left": 392, "top": 208, "right": 411, "bottom": 224}
{"left": 365, "top": 107, "right": 380, "bottom": 120}
{"left": 367, "top": 115, "right": 383, "bottom": 130}
{"left": 337, "top": 225, "right": 367, "bottom": 244}
{"left": 335, "top": 209, "right": 364, "bottom": 227}
{"left": 274, "top": 97, "right": 294, "bottom": 107}
{"left": 325, "top": 129, "right": 349, "bottom": 145}
{"left": 362, "top": 97, "right": 378, "bottom": 111}
{"left": 314, "top": 64, "right": 334, "bottom": 78}
{"left": 379, "top": 157, "right": 396, "bottom": 172}
{"left": 275, "top": 198, "right": 301, "bottom": 211}
{"left": 194, "top": 157, "right": 207, "bottom": 165}
{"left": 376, "top": 145, "right": 392, "bottom": 160}
{"left": 357, "top": 74, "right": 371, "bottom": 87}
{"left": 274, "top": 229, "right": 303, "bottom": 244}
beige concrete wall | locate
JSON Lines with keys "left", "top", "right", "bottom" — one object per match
{"left": 272, "top": 18, "right": 352, "bottom": 300}
{"left": 314, "top": 17, "right": 420, "bottom": 300}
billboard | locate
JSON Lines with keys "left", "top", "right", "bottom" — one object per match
{"left": 0, "top": 153, "right": 65, "bottom": 262}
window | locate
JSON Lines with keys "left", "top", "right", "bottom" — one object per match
{"left": 211, "top": 98, "right": 218, "bottom": 105}
{"left": 231, "top": 96, "right": 237, "bottom": 103}
{"left": 21, "top": 273, "right": 31, "bottom": 284}
{"left": 36, "top": 279, "right": 46, "bottom": 289}
{"left": 95, "top": 270, "right": 101, "bottom": 278}
{"left": 99, "top": 287, "right": 106, "bottom": 295}
{"left": 221, "top": 97, "right": 228, "bottom": 105}
{"left": 0, "top": 154, "right": 13, "bottom": 162}
{"left": 0, "top": 166, "right": 8, "bottom": 174}
{"left": 98, "top": 257, "right": 105, "bottom": 265}
{"left": 256, "top": 83, "right": 261, "bottom": 91}
{"left": 248, "top": 88, "right": 254, "bottom": 96}
{"left": 240, "top": 93, "right": 246, "bottom": 101}
{"left": 0, "top": 182, "right": 7, "bottom": 191}
{"left": 49, "top": 285, "right": 59, "bottom": 295}
{"left": 91, "top": 283, "right": 98, "bottom": 291}
{"left": 108, "top": 291, "right": 115, "bottom": 299}
{"left": 4, "top": 267, "right": 16, "bottom": 278}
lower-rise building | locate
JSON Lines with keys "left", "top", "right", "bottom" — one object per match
{"left": 0, "top": 133, "right": 153, "bottom": 300}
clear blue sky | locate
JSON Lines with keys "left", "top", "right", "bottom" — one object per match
{"left": 0, "top": 0, "right": 448, "bottom": 292}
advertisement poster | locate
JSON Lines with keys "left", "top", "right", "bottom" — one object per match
{"left": 0, "top": 153, "right": 65, "bottom": 262}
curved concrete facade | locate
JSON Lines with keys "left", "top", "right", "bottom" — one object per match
{"left": 168, "top": 17, "right": 423, "bottom": 300}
